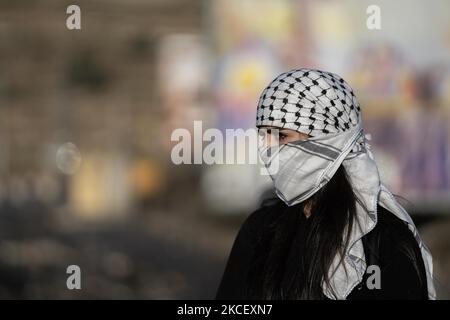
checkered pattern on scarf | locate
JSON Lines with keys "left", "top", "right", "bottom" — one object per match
{"left": 256, "top": 68, "right": 361, "bottom": 137}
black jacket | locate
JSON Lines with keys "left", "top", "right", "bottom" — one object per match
{"left": 216, "top": 200, "right": 429, "bottom": 300}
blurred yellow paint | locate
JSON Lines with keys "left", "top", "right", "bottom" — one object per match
{"left": 129, "top": 159, "right": 165, "bottom": 200}
{"left": 69, "top": 153, "right": 132, "bottom": 219}
{"left": 230, "top": 62, "right": 266, "bottom": 93}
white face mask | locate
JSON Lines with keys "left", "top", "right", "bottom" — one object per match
{"left": 259, "top": 125, "right": 363, "bottom": 206}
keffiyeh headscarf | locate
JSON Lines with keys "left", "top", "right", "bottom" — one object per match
{"left": 256, "top": 68, "right": 436, "bottom": 299}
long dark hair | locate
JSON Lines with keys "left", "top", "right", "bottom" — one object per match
{"left": 244, "top": 165, "right": 357, "bottom": 299}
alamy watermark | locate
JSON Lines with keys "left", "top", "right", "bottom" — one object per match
{"left": 66, "top": 265, "right": 81, "bottom": 290}
{"left": 366, "top": 5, "right": 381, "bottom": 30}
{"left": 170, "top": 121, "right": 280, "bottom": 175}
{"left": 66, "top": 5, "right": 81, "bottom": 30}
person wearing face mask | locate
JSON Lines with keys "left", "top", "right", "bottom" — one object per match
{"left": 215, "top": 68, "right": 436, "bottom": 300}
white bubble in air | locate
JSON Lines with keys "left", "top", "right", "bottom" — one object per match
{"left": 56, "top": 142, "right": 82, "bottom": 175}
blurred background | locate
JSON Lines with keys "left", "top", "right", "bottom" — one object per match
{"left": 0, "top": 0, "right": 449, "bottom": 299}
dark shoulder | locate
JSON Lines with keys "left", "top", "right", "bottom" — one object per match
{"left": 362, "top": 205, "right": 429, "bottom": 299}
{"left": 224, "top": 200, "right": 286, "bottom": 258}
{"left": 215, "top": 200, "right": 285, "bottom": 299}
{"left": 374, "top": 205, "right": 417, "bottom": 246}
{"left": 366, "top": 205, "right": 424, "bottom": 270}
{"left": 238, "top": 199, "right": 285, "bottom": 238}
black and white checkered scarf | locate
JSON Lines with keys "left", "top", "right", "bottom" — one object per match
{"left": 256, "top": 68, "right": 360, "bottom": 136}
{"left": 256, "top": 68, "right": 436, "bottom": 299}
